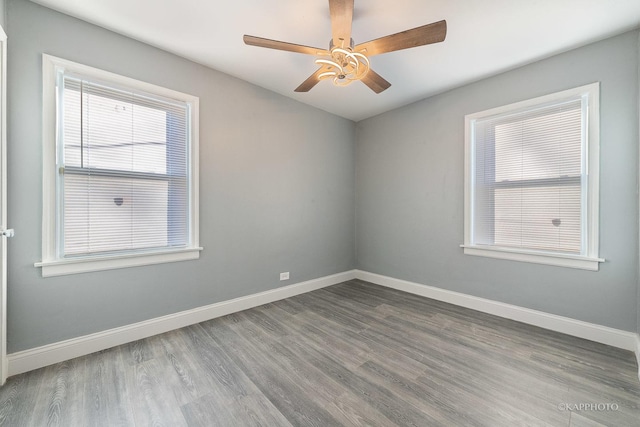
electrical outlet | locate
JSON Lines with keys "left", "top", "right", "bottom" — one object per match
{"left": 280, "top": 272, "right": 290, "bottom": 281}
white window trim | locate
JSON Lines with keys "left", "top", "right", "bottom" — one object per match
{"left": 37, "top": 54, "right": 201, "bottom": 277}
{"left": 462, "top": 83, "right": 603, "bottom": 271}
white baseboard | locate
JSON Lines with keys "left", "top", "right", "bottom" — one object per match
{"left": 8, "top": 270, "right": 357, "bottom": 376}
{"left": 355, "top": 270, "right": 639, "bottom": 353}
{"left": 8, "top": 268, "right": 640, "bottom": 382}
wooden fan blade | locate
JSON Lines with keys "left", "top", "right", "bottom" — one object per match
{"left": 294, "top": 67, "right": 329, "bottom": 92}
{"left": 355, "top": 20, "right": 447, "bottom": 57}
{"left": 329, "top": 0, "right": 354, "bottom": 48}
{"left": 361, "top": 69, "right": 391, "bottom": 94}
{"left": 243, "top": 35, "right": 328, "bottom": 56}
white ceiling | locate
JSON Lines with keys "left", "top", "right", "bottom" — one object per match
{"left": 29, "top": 0, "right": 640, "bottom": 121}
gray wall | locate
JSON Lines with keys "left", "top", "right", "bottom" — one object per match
{"left": 5, "top": 0, "right": 639, "bottom": 355}
{"left": 356, "top": 30, "right": 640, "bottom": 332}
{"left": 0, "top": 0, "right": 5, "bottom": 28}
{"left": 6, "top": 0, "right": 356, "bottom": 352}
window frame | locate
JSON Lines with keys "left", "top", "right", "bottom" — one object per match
{"left": 462, "top": 83, "right": 603, "bottom": 271}
{"left": 37, "top": 54, "right": 201, "bottom": 277}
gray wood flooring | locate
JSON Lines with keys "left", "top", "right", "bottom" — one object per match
{"left": 0, "top": 279, "right": 638, "bottom": 426}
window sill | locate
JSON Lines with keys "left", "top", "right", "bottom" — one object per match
{"left": 35, "top": 247, "right": 203, "bottom": 277}
{"left": 460, "top": 245, "right": 604, "bottom": 271}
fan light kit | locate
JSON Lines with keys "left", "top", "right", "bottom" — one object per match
{"left": 243, "top": 0, "right": 447, "bottom": 93}
{"left": 315, "top": 39, "right": 370, "bottom": 87}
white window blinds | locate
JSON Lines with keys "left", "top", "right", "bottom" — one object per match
{"left": 60, "top": 76, "right": 190, "bottom": 257}
{"left": 471, "top": 98, "right": 585, "bottom": 254}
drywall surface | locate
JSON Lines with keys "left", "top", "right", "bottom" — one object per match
{"left": 6, "top": 0, "right": 355, "bottom": 352}
{"left": 356, "top": 30, "right": 639, "bottom": 332}
{"left": 0, "top": 0, "right": 5, "bottom": 28}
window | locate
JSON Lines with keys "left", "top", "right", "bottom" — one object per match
{"left": 463, "top": 83, "right": 603, "bottom": 271}
{"left": 37, "top": 55, "right": 201, "bottom": 276}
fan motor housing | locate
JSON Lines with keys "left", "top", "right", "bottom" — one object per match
{"left": 330, "top": 38, "right": 355, "bottom": 51}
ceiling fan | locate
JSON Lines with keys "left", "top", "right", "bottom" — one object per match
{"left": 243, "top": 0, "right": 447, "bottom": 94}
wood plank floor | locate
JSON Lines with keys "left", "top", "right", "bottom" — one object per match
{"left": 0, "top": 279, "right": 638, "bottom": 426}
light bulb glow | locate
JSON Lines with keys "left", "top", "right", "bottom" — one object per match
{"left": 314, "top": 46, "right": 370, "bottom": 87}
{"left": 318, "top": 71, "right": 338, "bottom": 80}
